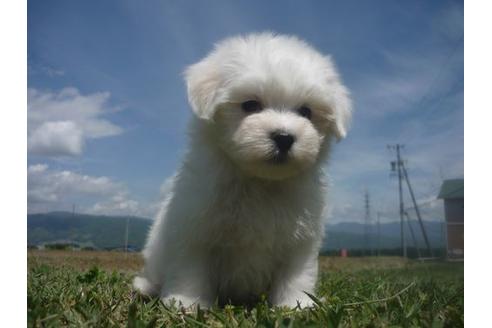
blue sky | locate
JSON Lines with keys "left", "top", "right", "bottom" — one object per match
{"left": 27, "top": 0, "right": 463, "bottom": 223}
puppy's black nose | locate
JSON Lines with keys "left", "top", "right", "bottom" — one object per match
{"left": 270, "top": 131, "right": 295, "bottom": 153}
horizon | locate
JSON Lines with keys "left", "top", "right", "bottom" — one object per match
{"left": 27, "top": 210, "right": 446, "bottom": 226}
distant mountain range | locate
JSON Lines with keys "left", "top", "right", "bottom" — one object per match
{"left": 323, "top": 220, "right": 445, "bottom": 251}
{"left": 27, "top": 212, "right": 151, "bottom": 250}
{"left": 27, "top": 212, "right": 446, "bottom": 251}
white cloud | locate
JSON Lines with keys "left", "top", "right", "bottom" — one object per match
{"left": 27, "top": 163, "right": 48, "bottom": 173}
{"left": 27, "top": 163, "right": 162, "bottom": 218}
{"left": 89, "top": 175, "right": 177, "bottom": 219}
{"left": 90, "top": 192, "right": 140, "bottom": 216}
{"left": 28, "top": 63, "right": 65, "bottom": 77}
{"left": 28, "top": 121, "right": 84, "bottom": 156}
{"left": 41, "top": 66, "right": 65, "bottom": 77}
{"left": 27, "top": 87, "right": 123, "bottom": 157}
{"left": 28, "top": 164, "right": 120, "bottom": 207}
{"left": 28, "top": 163, "right": 120, "bottom": 211}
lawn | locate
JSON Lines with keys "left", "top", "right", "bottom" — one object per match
{"left": 27, "top": 250, "right": 463, "bottom": 327}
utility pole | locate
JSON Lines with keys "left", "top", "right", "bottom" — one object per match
{"left": 388, "top": 144, "right": 407, "bottom": 258}
{"left": 124, "top": 217, "right": 130, "bottom": 258}
{"left": 364, "top": 189, "right": 370, "bottom": 255}
{"left": 404, "top": 211, "right": 422, "bottom": 259}
{"left": 364, "top": 190, "right": 372, "bottom": 256}
{"left": 389, "top": 144, "right": 407, "bottom": 258}
{"left": 401, "top": 161, "right": 433, "bottom": 257}
{"left": 377, "top": 212, "right": 381, "bottom": 257}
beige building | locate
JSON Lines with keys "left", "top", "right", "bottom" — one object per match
{"left": 438, "top": 179, "right": 464, "bottom": 259}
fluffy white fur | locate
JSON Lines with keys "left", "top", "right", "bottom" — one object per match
{"left": 133, "top": 33, "right": 352, "bottom": 308}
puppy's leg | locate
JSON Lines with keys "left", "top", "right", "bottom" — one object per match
{"left": 160, "top": 260, "right": 215, "bottom": 309}
{"left": 269, "top": 254, "right": 318, "bottom": 308}
{"left": 133, "top": 275, "right": 160, "bottom": 296}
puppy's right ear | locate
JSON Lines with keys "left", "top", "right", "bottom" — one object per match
{"left": 331, "top": 84, "right": 352, "bottom": 141}
{"left": 184, "top": 58, "right": 222, "bottom": 120}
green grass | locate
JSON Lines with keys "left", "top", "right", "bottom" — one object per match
{"left": 27, "top": 251, "right": 463, "bottom": 327}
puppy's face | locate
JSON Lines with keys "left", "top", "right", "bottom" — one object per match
{"left": 214, "top": 92, "right": 328, "bottom": 180}
{"left": 185, "top": 33, "right": 352, "bottom": 180}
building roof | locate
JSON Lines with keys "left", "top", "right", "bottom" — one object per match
{"left": 438, "top": 179, "right": 464, "bottom": 199}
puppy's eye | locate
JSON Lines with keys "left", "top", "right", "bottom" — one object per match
{"left": 241, "top": 100, "right": 262, "bottom": 113}
{"left": 297, "top": 106, "right": 312, "bottom": 120}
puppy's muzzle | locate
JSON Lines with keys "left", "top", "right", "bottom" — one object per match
{"left": 270, "top": 131, "right": 295, "bottom": 154}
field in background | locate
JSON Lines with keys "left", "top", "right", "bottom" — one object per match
{"left": 28, "top": 250, "right": 463, "bottom": 327}
{"left": 28, "top": 250, "right": 144, "bottom": 272}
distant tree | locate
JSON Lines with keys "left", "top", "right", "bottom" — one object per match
{"left": 45, "top": 243, "right": 79, "bottom": 250}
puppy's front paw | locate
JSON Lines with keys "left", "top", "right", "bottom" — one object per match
{"left": 133, "top": 276, "right": 159, "bottom": 296}
{"left": 161, "top": 294, "right": 210, "bottom": 309}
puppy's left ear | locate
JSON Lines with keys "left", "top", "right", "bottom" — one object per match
{"left": 331, "top": 84, "right": 352, "bottom": 141}
{"left": 321, "top": 56, "right": 352, "bottom": 140}
{"left": 184, "top": 58, "right": 223, "bottom": 120}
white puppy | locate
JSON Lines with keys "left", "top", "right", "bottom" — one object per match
{"left": 133, "top": 33, "right": 351, "bottom": 308}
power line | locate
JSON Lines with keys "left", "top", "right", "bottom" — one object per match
{"left": 364, "top": 190, "right": 372, "bottom": 256}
